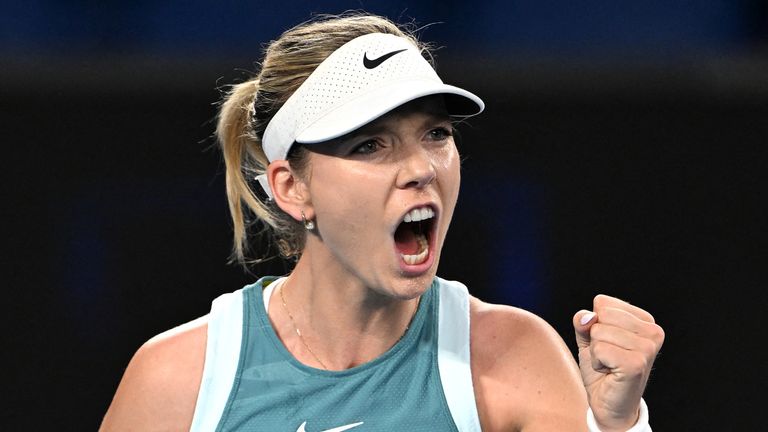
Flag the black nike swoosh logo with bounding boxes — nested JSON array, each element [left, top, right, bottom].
[[363, 49, 407, 69]]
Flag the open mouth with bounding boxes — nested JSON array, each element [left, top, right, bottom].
[[394, 206, 435, 265]]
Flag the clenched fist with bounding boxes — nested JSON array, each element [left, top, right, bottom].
[[574, 295, 665, 431]]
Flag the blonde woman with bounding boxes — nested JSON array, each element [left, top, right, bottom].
[[101, 13, 664, 432]]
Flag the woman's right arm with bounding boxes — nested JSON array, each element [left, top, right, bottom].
[[99, 317, 207, 432]]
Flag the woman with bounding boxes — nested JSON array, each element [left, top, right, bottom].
[[101, 13, 664, 432]]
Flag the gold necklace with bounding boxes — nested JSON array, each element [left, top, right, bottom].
[[279, 277, 328, 369], [278, 277, 420, 371]]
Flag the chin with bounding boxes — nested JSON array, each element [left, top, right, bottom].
[[392, 267, 439, 300]]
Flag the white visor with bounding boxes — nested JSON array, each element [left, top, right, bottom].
[[261, 32, 485, 162]]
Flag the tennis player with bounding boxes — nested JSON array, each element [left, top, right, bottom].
[[101, 13, 664, 432]]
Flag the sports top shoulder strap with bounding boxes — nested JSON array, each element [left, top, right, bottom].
[[437, 278, 482, 432]]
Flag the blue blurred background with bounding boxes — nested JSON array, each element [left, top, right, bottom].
[[2, 1, 766, 430]]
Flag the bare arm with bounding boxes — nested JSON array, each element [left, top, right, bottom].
[[99, 317, 207, 432], [471, 298, 589, 432]]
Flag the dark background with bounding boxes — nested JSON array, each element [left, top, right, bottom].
[[2, 1, 766, 430]]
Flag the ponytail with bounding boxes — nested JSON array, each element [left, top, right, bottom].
[[217, 79, 274, 262]]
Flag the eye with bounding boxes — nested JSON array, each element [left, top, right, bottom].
[[351, 139, 380, 155], [428, 127, 453, 141]]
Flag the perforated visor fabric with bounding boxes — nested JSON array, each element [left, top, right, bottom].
[[262, 33, 484, 162]]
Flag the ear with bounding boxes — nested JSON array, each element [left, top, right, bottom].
[[267, 160, 312, 222]]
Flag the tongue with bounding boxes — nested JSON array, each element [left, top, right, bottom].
[[394, 223, 420, 255]]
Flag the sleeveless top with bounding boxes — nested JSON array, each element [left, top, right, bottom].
[[190, 276, 482, 432]]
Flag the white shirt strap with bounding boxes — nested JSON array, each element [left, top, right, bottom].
[[189, 290, 244, 432], [437, 279, 482, 432]]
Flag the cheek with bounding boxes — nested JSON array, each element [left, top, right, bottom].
[[434, 145, 461, 243], [438, 144, 461, 201], [310, 162, 390, 227], [309, 163, 394, 264]]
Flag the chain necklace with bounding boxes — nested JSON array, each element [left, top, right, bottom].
[[278, 277, 420, 371], [279, 277, 328, 369]]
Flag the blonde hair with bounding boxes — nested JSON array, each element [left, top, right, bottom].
[[216, 13, 433, 264]]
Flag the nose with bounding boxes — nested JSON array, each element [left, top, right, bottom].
[[396, 143, 437, 190]]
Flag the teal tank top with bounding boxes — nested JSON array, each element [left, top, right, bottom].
[[190, 276, 481, 432]]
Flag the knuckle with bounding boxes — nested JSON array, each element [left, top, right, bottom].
[[632, 356, 649, 376], [593, 294, 609, 308], [639, 338, 657, 356], [588, 323, 602, 339], [628, 354, 649, 375], [590, 341, 603, 357], [591, 342, 611, 363], [646, 311, 656, 324]]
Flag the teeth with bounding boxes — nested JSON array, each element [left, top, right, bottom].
[[402, 206, 434, 223], [400, 234, 429, 265]]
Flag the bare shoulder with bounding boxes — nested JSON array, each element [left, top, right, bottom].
[[100, 316, 208, 432], [469, 297, 588, 432]]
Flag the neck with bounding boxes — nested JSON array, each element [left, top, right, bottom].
[[269, 251, 422, 371]]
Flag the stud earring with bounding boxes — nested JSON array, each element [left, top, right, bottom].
[[301, 211, 315, 231]]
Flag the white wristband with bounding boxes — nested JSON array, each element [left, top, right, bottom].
[[587, 398, 651, 432]]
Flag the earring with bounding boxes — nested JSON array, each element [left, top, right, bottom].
[[301, 211, 315, 231]]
